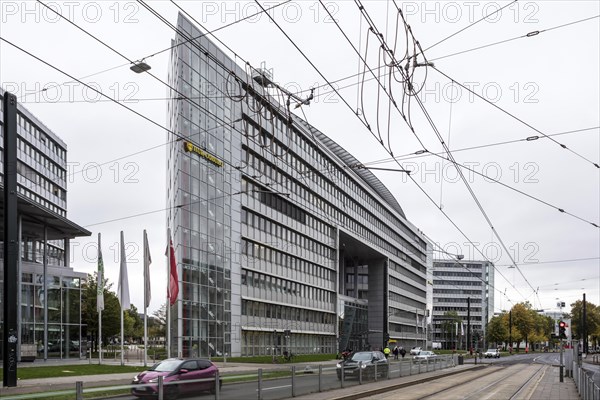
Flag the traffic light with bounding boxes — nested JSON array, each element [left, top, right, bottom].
[[559, 321, 566, 338]]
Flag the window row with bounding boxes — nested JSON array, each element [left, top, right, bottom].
[[389, 276, 426, 299], [433, 306, 483, 313], [242, 131, 427, 263], [17, 113, 66, 161], [241, 235, 334, 281], [433, 289, 482, 295], [17, 136, 67, 184], [433, 271, 483, 278], [388, 291, 426, 310], [242, 207, 334, 261], [242, 110, 427, 254], [435, 298, 482, 304], [242, 268, 334, 304], [242, 299, 335, 325], [433, 280, 482, 287]]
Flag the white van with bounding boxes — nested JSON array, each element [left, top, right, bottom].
[[432, 342, 442, 350]]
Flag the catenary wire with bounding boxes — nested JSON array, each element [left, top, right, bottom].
[[432, 67, 600, 169], [429, 14, 600, 62]]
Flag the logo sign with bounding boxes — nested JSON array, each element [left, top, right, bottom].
[[184, 141, 223, 167]]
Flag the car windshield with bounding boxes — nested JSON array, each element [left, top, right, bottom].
[[351, 352, 373, 361], [149, 360, 181, 372]]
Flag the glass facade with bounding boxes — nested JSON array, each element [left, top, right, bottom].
[[167, 13, 429, 357], [0, 88, 90, 361]]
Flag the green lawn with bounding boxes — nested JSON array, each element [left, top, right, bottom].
[[0, 364, 146, 380]]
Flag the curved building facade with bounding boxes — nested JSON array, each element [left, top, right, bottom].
[[166, 13, 429, 358]]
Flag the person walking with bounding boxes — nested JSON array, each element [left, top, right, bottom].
[[383, 346, 391, 359], [400, 347, 406, 359], [393, 346, 399, 360]]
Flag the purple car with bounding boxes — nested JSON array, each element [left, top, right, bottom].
[[131, 358, 222, 399]]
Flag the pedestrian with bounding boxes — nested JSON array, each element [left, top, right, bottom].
[[393, 346, 399, 360], [383, 346, 391, 358], [400, 347, 406, 359]]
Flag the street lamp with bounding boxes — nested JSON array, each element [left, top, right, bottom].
[[130, 59, 151, 73]]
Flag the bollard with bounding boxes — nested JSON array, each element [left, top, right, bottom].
[[257, 368, 263, 400], [75, 381, 83, 400], [359, 361, 363, 384], [291, 366, 296, 397], [214, 369, 220, 400], [374, 360, 378, 382], [341, 361, 345, 388], [318, 365, 322, 392], [158, 375, 164, 400]]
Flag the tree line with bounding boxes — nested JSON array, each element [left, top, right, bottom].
[[81, 272, 166, 351]]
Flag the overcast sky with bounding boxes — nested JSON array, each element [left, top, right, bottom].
[[1, 1, 598, 316]]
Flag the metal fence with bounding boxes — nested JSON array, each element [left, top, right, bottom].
[[573, 361, 600, 400], [1, 355, 456, 400]]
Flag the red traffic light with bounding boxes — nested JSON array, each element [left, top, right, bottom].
[[559, 321, 566, 328]]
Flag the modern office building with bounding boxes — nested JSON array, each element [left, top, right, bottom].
[[166, 13, 429, 358], [430, 259, 495, 350], [0, 88, 91, 361]]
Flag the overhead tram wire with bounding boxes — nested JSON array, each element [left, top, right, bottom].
[[432, 66, 600, 169], [415, 0, 517, 54], [354, 1, 541, 301], [429, 14, 600, 62], [22, 0, 291, 100], [256, 0, 532, 304], [317, 0, 427, 153], [428, 237, 522, 306], [358, 126, 600, 167], [0, 36, 245, 176], [251, 0, 380, 145], [426, 152, 599, 228]]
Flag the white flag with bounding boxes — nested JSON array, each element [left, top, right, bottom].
[[461, 321, 465, 336], [97, 233, 105, 312], [144, 230, 152, 309], [117, 231, 130, 310]]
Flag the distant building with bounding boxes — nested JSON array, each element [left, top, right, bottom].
[[165, 13, 430, 358], [431, 259, 495, 350], [0, 88, 91, 361]]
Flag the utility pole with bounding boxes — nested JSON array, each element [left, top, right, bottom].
[[3, 92, 19, 387], [467, 297, 471, 355], [509, 310, 512, 353], [583, 293, 587, 355]]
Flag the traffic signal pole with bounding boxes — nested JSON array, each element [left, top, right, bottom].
[[559, 339, 564, 382]]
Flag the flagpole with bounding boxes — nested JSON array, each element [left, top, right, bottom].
[[118, 231, 130, 367], [166, 228, 171, 359], [97, 233, 104, 365], [143, 229, 148, 367]]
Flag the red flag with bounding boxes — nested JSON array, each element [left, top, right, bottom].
[[167, 238, 179, 305]]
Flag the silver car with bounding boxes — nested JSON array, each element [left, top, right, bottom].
[[413, 350, 437, 360]]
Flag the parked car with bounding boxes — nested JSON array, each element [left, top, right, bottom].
[[484, 348, 500, 358], [409, 346, 422, 356], [336, 351, 389, 380], [131, 358, 222, 399], [413, 350, 437, 360]]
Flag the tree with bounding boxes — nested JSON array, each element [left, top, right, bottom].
[[439, 311, 462, 350], [511, 302, 535, 351], [81, 272, 121, 351], [486, 314, 508, 347], [569, 300, 600, 346], [148, 303, 167, 345]]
